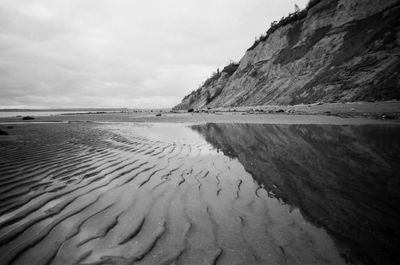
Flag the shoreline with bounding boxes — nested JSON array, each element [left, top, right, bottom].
[[0, 101, 399, 125], [0, 113, 399, 126]]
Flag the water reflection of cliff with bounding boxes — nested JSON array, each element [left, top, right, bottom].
[[191, 123, 400, 265]]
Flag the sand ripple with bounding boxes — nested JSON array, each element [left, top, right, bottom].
[[0, 123, 347, 265]]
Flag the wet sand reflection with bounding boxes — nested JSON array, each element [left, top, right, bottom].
[[0, 123, 398, 264], [192, 123, 400, 265]]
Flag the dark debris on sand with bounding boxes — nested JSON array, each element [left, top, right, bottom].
[[0, 129, 9, 135]]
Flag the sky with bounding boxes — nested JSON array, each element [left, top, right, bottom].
[[0, 0, 308, 109]]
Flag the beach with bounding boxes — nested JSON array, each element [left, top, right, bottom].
[[0, 119, 399, 265], [1, 101, 399, 125], [1, 0, 399, 263]]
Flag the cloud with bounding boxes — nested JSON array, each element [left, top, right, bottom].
[[0, 0, 308, 108]]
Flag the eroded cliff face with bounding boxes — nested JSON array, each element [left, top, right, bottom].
[[174, 0, 400, 110]]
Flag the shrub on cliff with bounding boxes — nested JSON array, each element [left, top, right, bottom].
[[222, 62, 239, 76], [307, 0, 323, 9], [204, 71, 221, 87], [248, 9, 307, 51], [247, 0, 324, 51]]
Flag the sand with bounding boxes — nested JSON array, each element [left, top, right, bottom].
[[0, 101, 399, 125], [0, 122, 350, 265], [0, 112, 399, 125], [0, 116, 399, 264]]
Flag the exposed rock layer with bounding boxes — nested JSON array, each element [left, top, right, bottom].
[[174, 0, 400, 110]]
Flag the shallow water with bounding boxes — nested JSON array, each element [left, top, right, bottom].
[[0, 110, 123, 118], [0, 111, 84, 118], [0, 123, 399, 265]]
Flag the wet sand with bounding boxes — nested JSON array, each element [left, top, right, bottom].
[[1, 101, 399, 125], [0, 112, 399, 125], [0, 122, 399, 265], [193, 123, 400, 265]]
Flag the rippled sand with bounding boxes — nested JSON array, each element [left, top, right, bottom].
[[0, 123, 399, 265]]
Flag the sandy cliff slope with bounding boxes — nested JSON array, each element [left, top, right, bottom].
[[174, 0, 400, 110]]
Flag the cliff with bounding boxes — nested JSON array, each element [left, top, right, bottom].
[[174, 0, 400, 110]]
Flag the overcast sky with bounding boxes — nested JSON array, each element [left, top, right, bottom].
[[0, 0, 308, 109]]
